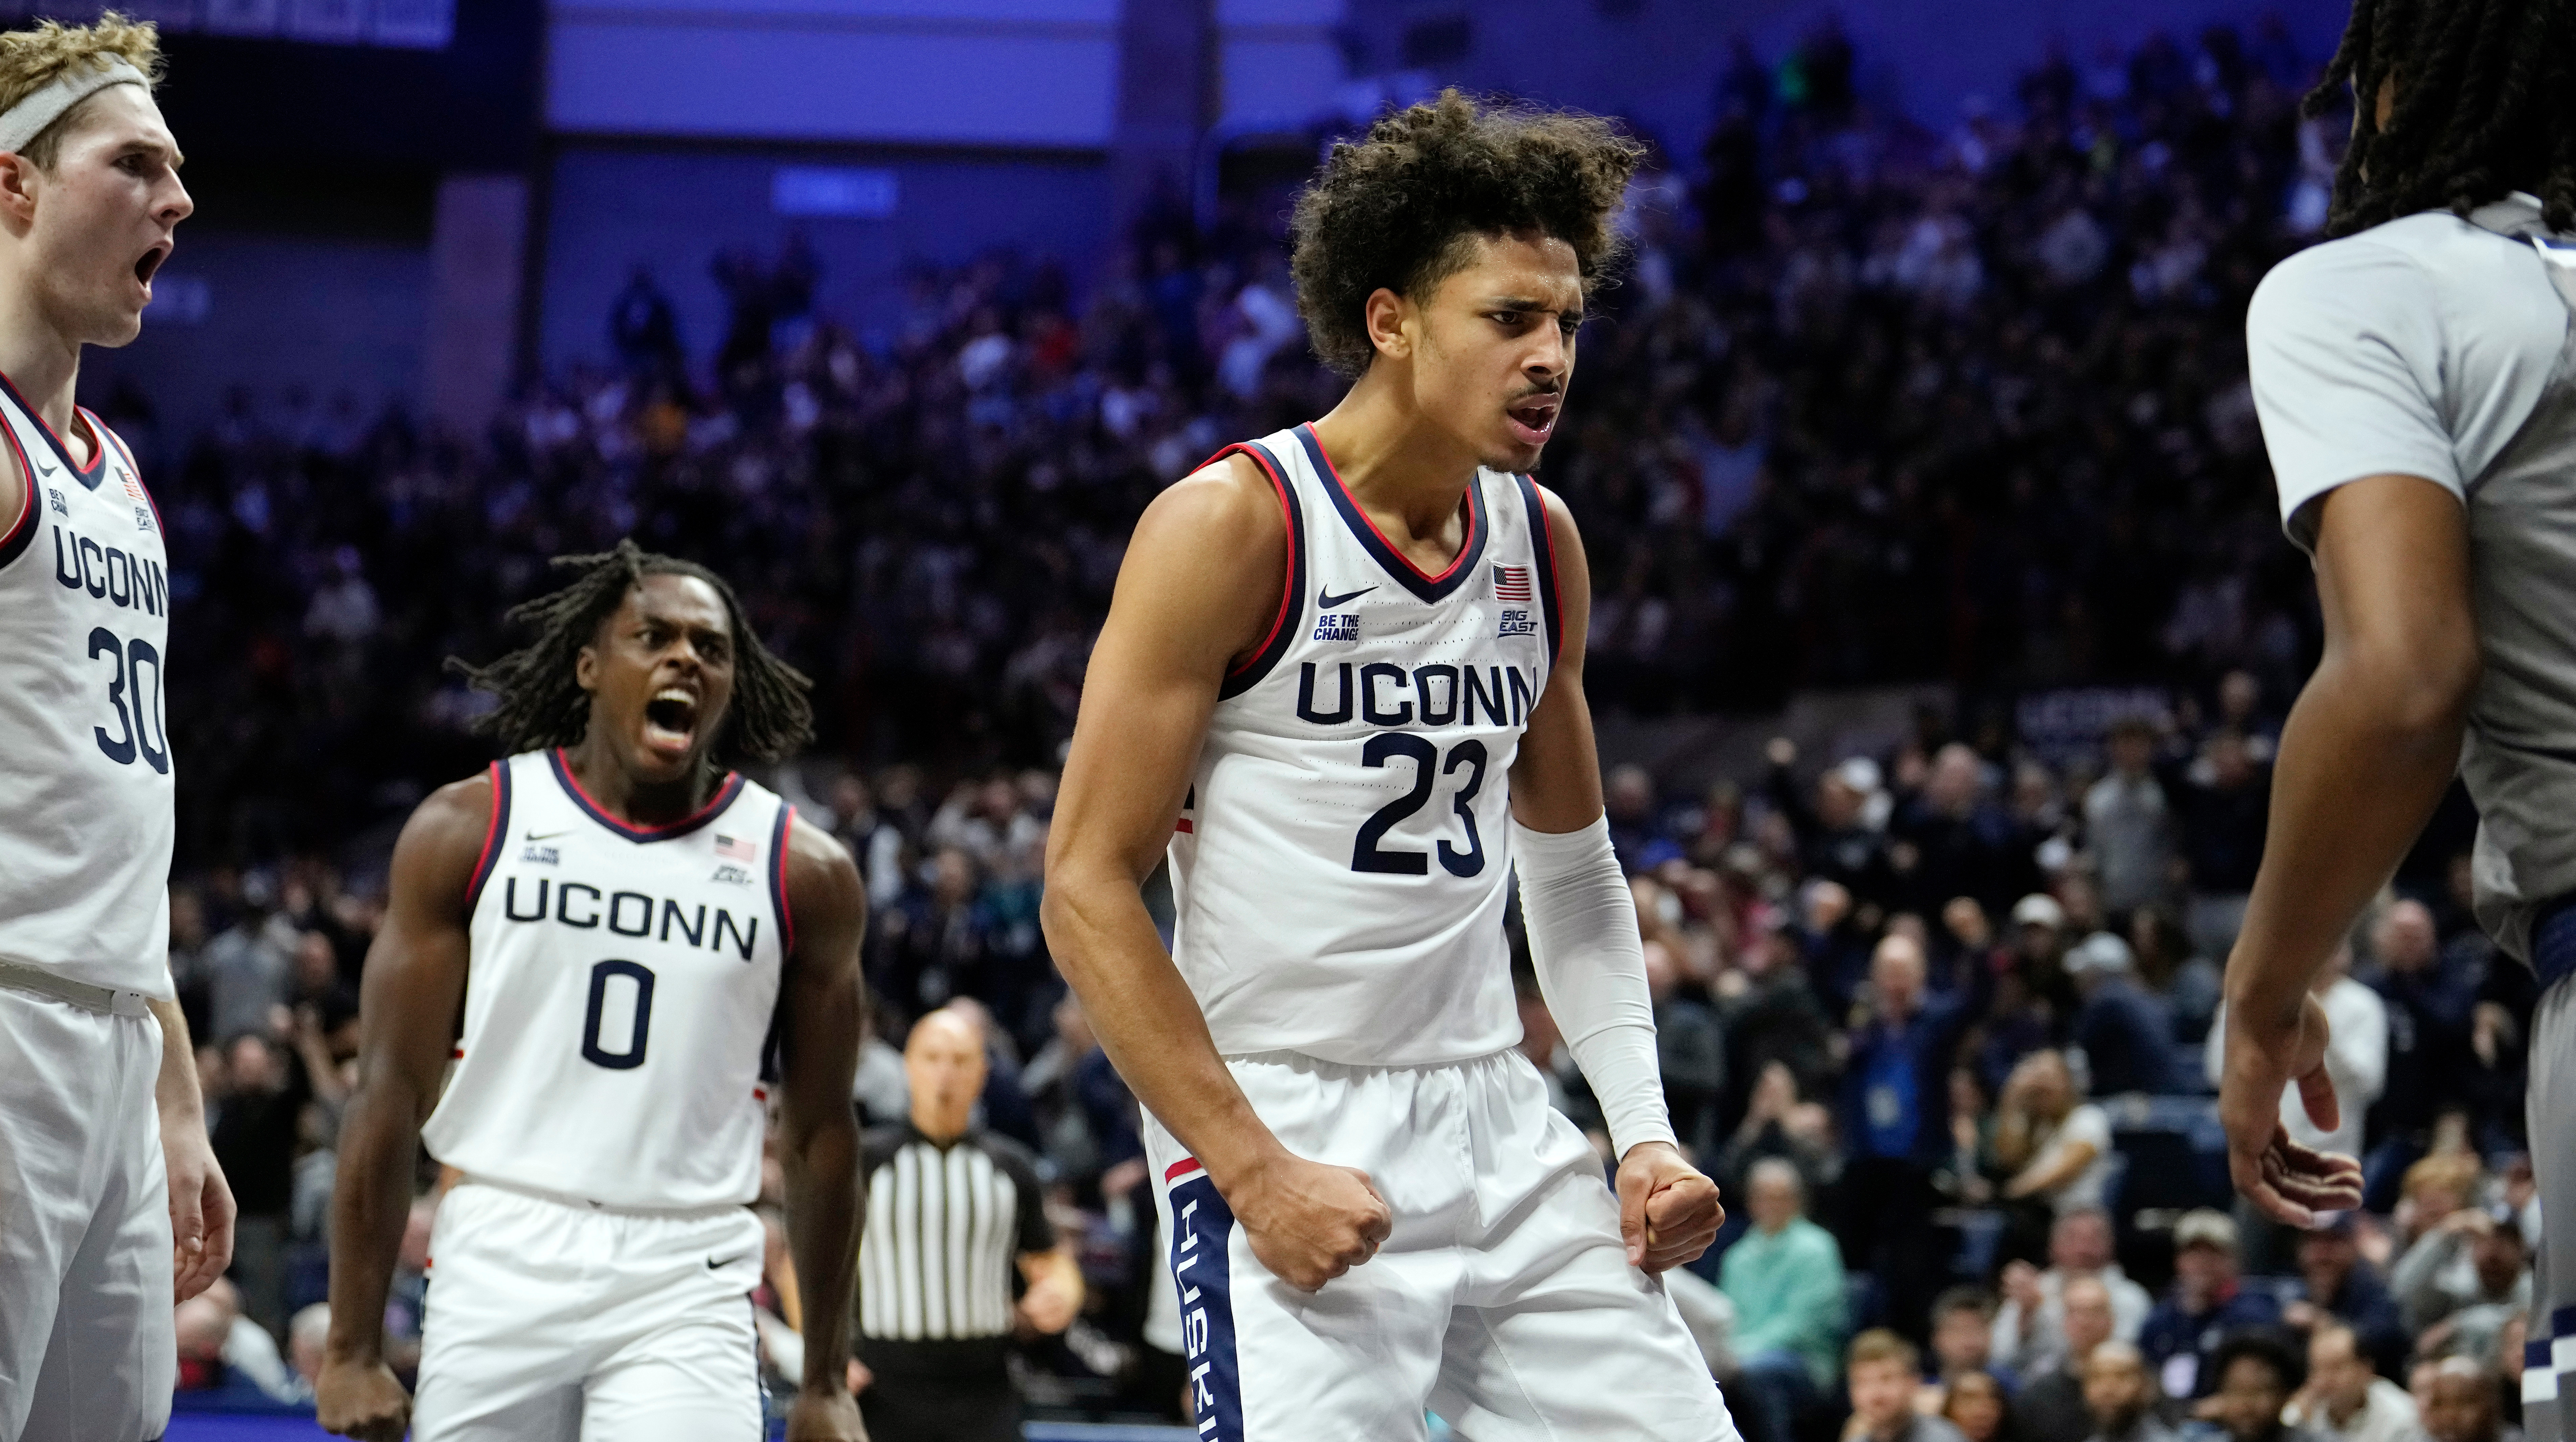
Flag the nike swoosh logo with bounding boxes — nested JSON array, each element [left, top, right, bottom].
[[523, 829, 571, 842], [1317, 586, 1375, 609], [31, 456, 56, 478], [707, 1254, 743, 1271]]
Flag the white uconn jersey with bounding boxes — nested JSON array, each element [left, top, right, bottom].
[[0, 377, 173, 995], [423, 750, 792, 1209], [1169, 424, 1561, 1066]]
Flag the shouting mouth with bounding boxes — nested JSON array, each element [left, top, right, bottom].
[[1506, 391, 1561, 447], [133, 242, 169, 297], [642, 686, 699, 759]]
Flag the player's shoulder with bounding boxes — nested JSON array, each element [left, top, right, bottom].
[[404, 765, 499, 853], [1137, 446, 1286, 552], [2254, 225, 2440, 312], [779, 805, 862, 917]]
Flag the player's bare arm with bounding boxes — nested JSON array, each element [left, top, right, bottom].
[[316, 773, 488, 1442], [2219, 473, 2472, 1225], [1508, 486, 1723, 1274], [775, 813, 869, 1442], [1041, 451, 1393, 1293], [149, 994, 233, 1301]]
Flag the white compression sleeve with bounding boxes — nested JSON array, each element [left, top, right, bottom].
[[1511, 815, 1677, 1160]]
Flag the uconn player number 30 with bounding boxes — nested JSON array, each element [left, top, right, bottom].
[[87, 624, 169, 773]]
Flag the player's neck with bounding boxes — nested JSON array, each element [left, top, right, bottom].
[[1307, 371, 1484, 540], [562, 736, 720, 827], [0, 293, 85, 448]]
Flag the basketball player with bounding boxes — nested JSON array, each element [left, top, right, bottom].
[[2213, 3, 2576, 1439], [1042, 92, 1737, 1439], [315, 543, 869, 1442], [0, 16, 231, 1441]]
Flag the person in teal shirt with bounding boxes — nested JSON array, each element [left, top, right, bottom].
[[1722, 1158, 1851, 1442]]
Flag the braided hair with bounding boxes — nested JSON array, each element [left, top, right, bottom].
[[2308, 0, 2576, 236], [449, 540, 815, 766]]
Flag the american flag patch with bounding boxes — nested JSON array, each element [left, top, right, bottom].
[[714, 834, 757, 861], [120, 470, 144, 502], [1493, 565, 1532, 602]]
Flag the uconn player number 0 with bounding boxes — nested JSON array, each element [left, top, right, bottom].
[[581, 959, 657, 1070]]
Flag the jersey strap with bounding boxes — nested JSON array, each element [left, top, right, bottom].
[[0, 370, 106, 489], [1512, 474, 1565, 665], [463, 759, 512, 912], [1212, 439, 1307, 702], [1294, 422, 1489, 603]]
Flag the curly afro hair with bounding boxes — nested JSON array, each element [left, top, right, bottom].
[[1289, 89, 1646, 377]]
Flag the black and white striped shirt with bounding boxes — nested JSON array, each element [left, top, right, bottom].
[[855, 1123, 1054, 1350]]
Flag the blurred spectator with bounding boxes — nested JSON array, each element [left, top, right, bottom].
[[2139, 1210, 2281, 1398], [2284, 1322, 2420, 1442], [1992, 1050, 2114, 1259], [2018, 1275, 2123, 1442], [288, 1302, 331, 1398], [1848, 1330, 1968, 1442], [2203, 1332, 2325, 1442], [1842, 931, 1976, 1338], [2284, 1215, 2409, 1382], [1918, 1288, 1997, 1415], [2085, 720, 2175, 917], [2130, 908, 2221, 1047], [2414, 1357, 2512, 1442], [1990, 1210, 2153, 1377], [1942, 1368, 2013, 1442], [2360, 902, 2479, 1206], [1646, 933, 1729, 1158], [2083, 1341, 2179, 1442], [2065, 934, 2183, 1096], [2392, 1207, 2530, 1342], [1722, 1158, 1850, 1442], [2172, 729, 2269, 964], [1719, 1059, 1842, 1206], [202, 871, 295, 1045], [210, 1030, 312, 1342]]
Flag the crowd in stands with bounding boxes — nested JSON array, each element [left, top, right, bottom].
[[148, 13, 2549, 1438]]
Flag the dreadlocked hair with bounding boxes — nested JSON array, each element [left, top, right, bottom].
[[2307, 0, 2576, 236], [448, 540, 815, 766]]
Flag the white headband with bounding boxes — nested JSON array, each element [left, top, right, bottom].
[[0, 58, 145, 156]]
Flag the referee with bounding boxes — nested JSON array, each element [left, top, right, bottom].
[[2216, 4, 2576, 1442], [853, 1006, 1082, 1441]]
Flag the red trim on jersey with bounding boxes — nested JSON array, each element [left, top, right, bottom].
[[546, 749, 745, 842], [450, 1046, 464, 1059], [753, 1084, 769, 1102], [0, 369, 104, 480], [462, 761, 510, 912], [1302, 424, 1478, 586], [1174, 818, 1194, 834], [1164, 1157, 1204, 1183], [0, 408, 37, 570], [1529, 481, 1566, 660], [1206, 442, 1299, 682]]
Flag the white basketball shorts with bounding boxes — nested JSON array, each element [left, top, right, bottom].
[[412, 1179, 768, 1442], [0, 985, 173, 1442], [1143, 1047, 1743, 1442]]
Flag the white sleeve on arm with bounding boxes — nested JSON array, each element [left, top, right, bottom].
[[1512, 816, 1678, 1160], [2246, 241, 2459, 554]]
